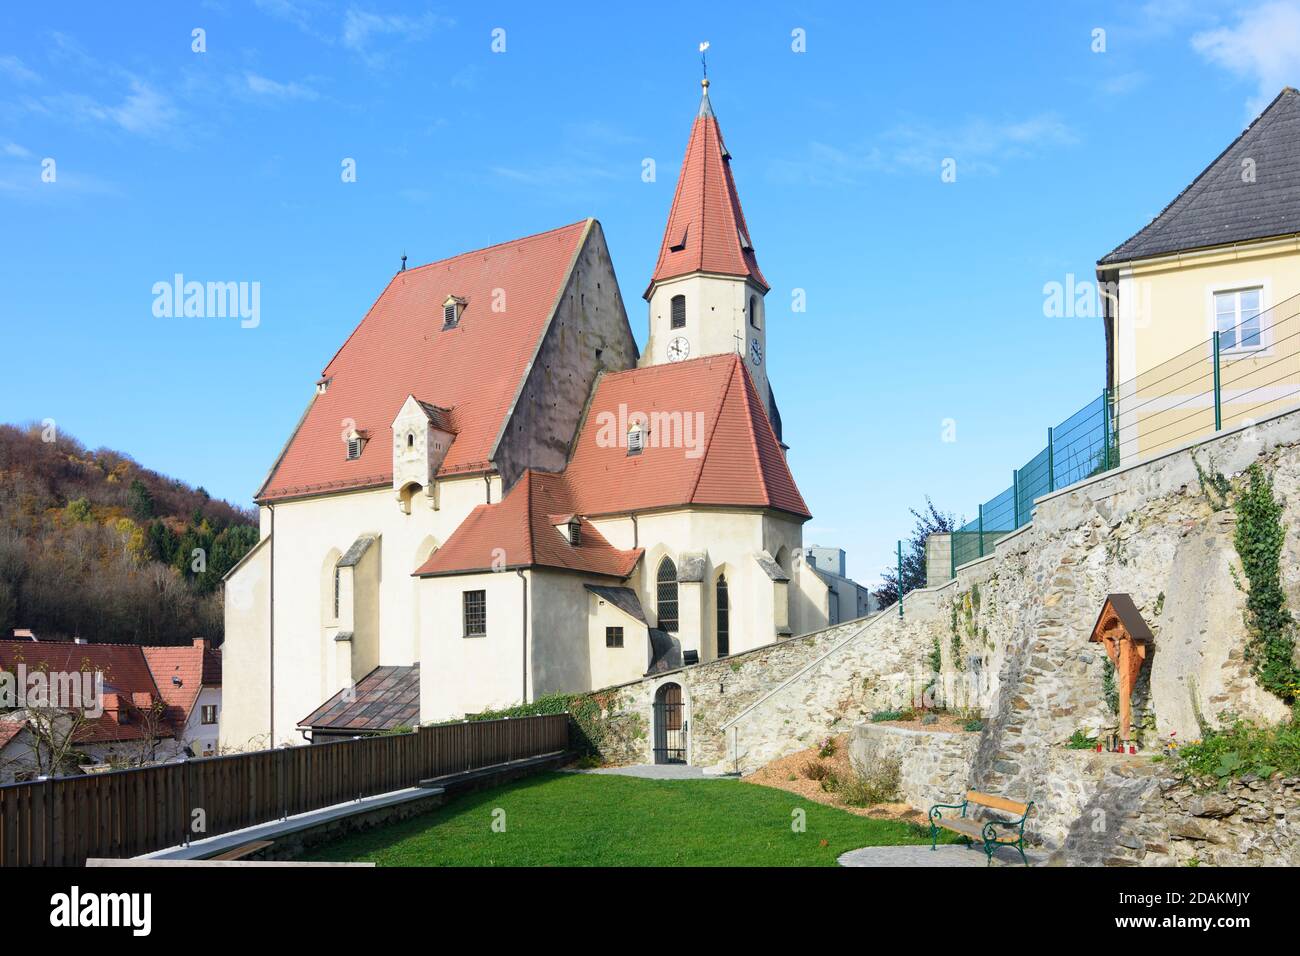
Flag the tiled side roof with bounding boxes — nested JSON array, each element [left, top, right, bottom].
[[414, 470, 644, 578], [1100, 88, 1300, 265], [257, 220, 592, 501], [300, 665, 420, 732], [563, 354, 810, 519], [646, 88, 768, 295]]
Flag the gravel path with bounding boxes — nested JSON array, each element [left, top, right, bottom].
[[572, 764, 734, 780], [838, 844, 1044, 867]]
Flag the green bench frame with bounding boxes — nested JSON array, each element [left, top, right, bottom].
[[929, 792, 1034, 866]]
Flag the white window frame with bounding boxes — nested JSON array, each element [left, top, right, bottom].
[[1207, 280, 1271, 359]]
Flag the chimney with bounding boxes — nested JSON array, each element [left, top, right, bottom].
[[192, 638, 209, 650]]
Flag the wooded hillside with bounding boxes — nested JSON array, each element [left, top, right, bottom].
[[0, 423, 257, 646]]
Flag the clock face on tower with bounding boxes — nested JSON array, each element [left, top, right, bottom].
[[667, 335, 690, 362], [749, 338, 763, 367]]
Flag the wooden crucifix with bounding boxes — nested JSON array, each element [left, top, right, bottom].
[[1088, 593, 1154, 746]]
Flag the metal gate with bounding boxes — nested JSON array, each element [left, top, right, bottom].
[[653, 683, 685, 764]]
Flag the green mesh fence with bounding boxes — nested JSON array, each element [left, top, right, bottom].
[[927, 291, 1300, 586], [948, 392, 1112, 577]]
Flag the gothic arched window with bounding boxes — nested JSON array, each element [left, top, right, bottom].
[[656, 557, 679, 633]]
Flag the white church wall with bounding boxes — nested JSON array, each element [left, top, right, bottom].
[[418, 568, 529, 721], [584, 587, 652, 689], [222, 473, 493, 748]]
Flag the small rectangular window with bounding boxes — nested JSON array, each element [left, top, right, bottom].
[[670, 295, 686, 329], [627, 427, 644, 456], [463, 589, 487, 637], [1215, 288, 1264, 351], [568, 520, 581, 546], [605, 626, 624, 648], [201, 705, 218, 725], [346, 436, 363, 460]]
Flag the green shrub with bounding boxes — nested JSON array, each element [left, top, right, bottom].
[[1066, 729, 1098, 750], [817, 737, 837, 758], [870, 709, 904, 723], [1176, 713, 1300, 782], [963, 719, 984, 732], [825, 759, 901, 807]]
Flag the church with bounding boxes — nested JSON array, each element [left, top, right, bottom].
[[221, 78, 842, 750]]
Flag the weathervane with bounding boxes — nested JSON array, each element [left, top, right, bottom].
[[699, 40, 710, 87]]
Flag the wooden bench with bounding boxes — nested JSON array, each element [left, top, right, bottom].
[[209, 840, 274, 862], [929, 791, 1033, 866]]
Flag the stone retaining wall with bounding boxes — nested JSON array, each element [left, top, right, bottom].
[[849, 723, 978, 811]]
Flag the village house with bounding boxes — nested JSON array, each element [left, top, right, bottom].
[[1099, 87, 1300, 457], [0, 638, 222, 782], [221, 79, 872, 749]]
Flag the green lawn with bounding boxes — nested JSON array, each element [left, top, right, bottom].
[[299, 771, 951, 866]]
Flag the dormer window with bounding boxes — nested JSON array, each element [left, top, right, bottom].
[[627, 422, 644, 456], [568, 519, 581, 546], [345, 432, 367, 460], [443, 295, 466, 329]]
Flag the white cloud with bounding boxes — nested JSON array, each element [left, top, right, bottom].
[[3, 142, 32, 158], [244, 72, 318, 100], [768, 113, 1078, 185], [1192, 1, 1300, 113], [341, 8, 452, 65], [0, 55, 39, 84]]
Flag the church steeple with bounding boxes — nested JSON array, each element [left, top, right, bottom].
[[644, 78, 768, 298], [641, 73, 772, 413]]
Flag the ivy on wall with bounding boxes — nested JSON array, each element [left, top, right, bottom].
[[1232, 463, 1300, 704]]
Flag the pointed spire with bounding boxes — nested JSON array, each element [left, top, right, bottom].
[[645, 76, 767, 298]]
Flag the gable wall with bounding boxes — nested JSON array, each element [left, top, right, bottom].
[[493, 221, 639, 491]]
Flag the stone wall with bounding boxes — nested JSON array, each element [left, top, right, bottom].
[[849, 723, 978, 811], [1048, 755, 1300, 866]]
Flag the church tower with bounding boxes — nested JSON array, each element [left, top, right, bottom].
[[643, 77, 775, 418]]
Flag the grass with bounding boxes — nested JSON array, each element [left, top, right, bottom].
[[299, 771, 952, 866]]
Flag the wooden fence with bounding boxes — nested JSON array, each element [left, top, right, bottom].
[[0, 713, 570, 867]]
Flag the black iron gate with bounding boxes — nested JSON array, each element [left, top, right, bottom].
[[653, 683, 685, 764]]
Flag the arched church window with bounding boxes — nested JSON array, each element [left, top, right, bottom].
[[749, 295, 760, 330], [670, 295, 686, 329], [657, 557, 679, 633], [716, 573, 730, 657]]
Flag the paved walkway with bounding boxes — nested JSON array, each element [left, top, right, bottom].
[[838, 844, 1045, 867], [571, 764, 734, 780]]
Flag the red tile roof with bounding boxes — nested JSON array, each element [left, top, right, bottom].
[[142, 639, 221, 729], [564, 353, 809, 518], [415, 469, 644, 578], [0, 640, 173, 744], [415, 354, 809, 577], [0, 721, 25, 750], [257, 220, 593, 502], [646, 88, 768, 296]]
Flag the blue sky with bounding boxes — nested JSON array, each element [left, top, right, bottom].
[[1, 0, 1297, 585]]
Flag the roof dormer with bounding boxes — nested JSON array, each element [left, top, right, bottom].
[[552, 514, 583, 545], [344, 427, 369, 461], [443, 295, 466, 329]]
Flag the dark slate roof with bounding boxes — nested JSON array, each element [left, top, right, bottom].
[[300, 664, 420, 733], [1100, 88, 1300, 266], [1089, 593, 1154, 645], [647, 628, 682, 675], [754, 550, 789, 582], [337, 534, 377, 568], [584, 584, 646, 624]]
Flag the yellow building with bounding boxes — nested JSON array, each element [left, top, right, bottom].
[[1098, 88, 1300, 462]]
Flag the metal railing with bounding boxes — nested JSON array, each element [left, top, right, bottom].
[[941, 289, 1300, 580]]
